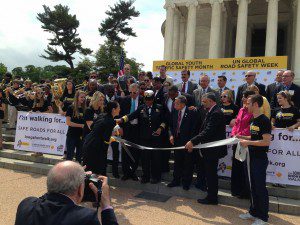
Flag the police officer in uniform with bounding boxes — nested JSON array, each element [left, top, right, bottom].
[[118, 90, 166, 184]]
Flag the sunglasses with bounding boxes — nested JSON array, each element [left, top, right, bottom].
[[221, 95, 228, 98], [90, 76, 97, 79], [130, 91, 138, 94], [144, 79, 150, 82], [245, 75, 254, 78]]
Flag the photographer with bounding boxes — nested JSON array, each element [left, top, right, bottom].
[[15, 161, 118, 225]]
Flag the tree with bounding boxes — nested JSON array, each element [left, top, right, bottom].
[[0, 63, 7, 80], [99, 0, 140, 46], [95, 40, 143, 81], [12, 67, 24, 76], [37, 4, 92, 69]]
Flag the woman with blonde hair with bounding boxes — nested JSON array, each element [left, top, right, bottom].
[[31, 87, 53, 113], [65, 90, 86, 163], [220, 89, 239, 127], [83, 91, 105, 138], [272, 91, 300, 131], [246, 85, 271, 118]]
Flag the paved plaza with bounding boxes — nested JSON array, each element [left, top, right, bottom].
[[0, 168, 299, 225]]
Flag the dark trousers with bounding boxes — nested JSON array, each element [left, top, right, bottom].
[[173, 149, 195, 186], [195, 152, 206, 188], [141, 139, 161, 180], [122, 145, 140, 176], [231, 144, 249, 196], [248, 157, 269, 222], [203, 158, 219, 201], [122, 124, 140, 176], [66, 135, 82, 163], [111, 142, 119, 174]]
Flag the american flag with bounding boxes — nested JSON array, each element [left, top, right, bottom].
[[118, 48, 125, 77]]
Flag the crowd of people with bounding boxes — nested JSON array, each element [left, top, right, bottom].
[[1, 64, 300, 225]]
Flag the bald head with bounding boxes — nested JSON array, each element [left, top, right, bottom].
[[47, 161, 85, 196], [245, 70, 256, 84]]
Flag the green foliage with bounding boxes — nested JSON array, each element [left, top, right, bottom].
[[0, 63, 8, 80], [37, 4, 92, 69], [99, 0, 140, 46], [95, 40, 143, 82]]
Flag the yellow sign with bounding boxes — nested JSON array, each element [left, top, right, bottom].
[[153, 56, 287, 72]]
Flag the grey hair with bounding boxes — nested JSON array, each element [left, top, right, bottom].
[[175, 95, 187, 105], [47, 161, 85, 195], [129, 83, 139, 90], [202, 92, 217, 103], [200, 74, 210, 82]]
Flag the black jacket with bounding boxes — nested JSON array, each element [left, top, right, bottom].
[[15, 193, 118, 225], [191, 105, 227, 159], [169, 107, 199, 146], [235, 82, 266, 108], [266, 82, 282, 103]]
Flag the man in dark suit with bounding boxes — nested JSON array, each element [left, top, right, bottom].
[[167, 96, 199, 190], [153, 77, 166, 105], [119, 83, 143, 181], [185, 93, 227, 205], [235, 71, 266, 108], [15, 161, 118, 225], [266, 70, 283, 103], [176, 69, 198, 95], [216, 75, 235, 101], [270, 70, 300, 109]]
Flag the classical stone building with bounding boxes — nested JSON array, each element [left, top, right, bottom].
[[162, 0, 300, 84]]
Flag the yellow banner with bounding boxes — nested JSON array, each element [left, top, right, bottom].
[[153, 56, 287, 71]]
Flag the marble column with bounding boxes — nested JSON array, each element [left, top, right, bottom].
[[179, 17, 186, 59], [235, 0, 251, 57], [265, 0, 280, 56], [163, 3, 175, 60], [172, 9, 180, 60], [185, 0, 198, 59], [209, 0, 223, 58], [294, 0, 300, 85]]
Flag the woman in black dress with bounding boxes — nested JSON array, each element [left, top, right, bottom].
[[83, 101, 120, 175], [59, 80, 76, 116], [83, 91, 105, 138]]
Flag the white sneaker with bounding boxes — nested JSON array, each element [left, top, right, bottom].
[[252, 218, 267, 225], [239, 212, 255, 220]]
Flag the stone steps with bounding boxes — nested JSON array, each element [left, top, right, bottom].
[[0, 156, 299, 215], [1, 144, 300, 200]]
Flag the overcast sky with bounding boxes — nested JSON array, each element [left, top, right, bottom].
[[0, 0, 165, 72]]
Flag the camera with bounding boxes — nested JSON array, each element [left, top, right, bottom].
[[82, 174, 103, 204]]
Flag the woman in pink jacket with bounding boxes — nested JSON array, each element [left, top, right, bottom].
[[230, 90, 255, 198]]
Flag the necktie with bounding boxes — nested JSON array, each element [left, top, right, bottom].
[[130, 99, 135, 113], [182, 82, 186, 93], [171, 100, 175, 112], [176, 110, 182, 137], [219, 88, 222, 95]]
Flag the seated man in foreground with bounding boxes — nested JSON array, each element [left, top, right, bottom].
[[15, 161, 118, 225]]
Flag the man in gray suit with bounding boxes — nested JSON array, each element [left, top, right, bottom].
[[193, 75, 220, 107], [176, 69, 199, 95], [215, 75, 235, 101]]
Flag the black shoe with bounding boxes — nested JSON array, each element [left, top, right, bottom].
[[121, 175, 130, 181], [150, 178, 160, 184], [141, 177, 150, 184], [167, 181, 180, 188], [197, 198, 218, 205], [182, 185, 190, 191], [131, 174, 139, 181]]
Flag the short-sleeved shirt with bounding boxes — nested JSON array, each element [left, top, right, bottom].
[[60, 92, 75, 112], [249, 114, 272, 159], [83, 107, 102, 137], [272, 106, 300, 128], [66, 105, 84, 137], [220, 103, 239, 125]]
